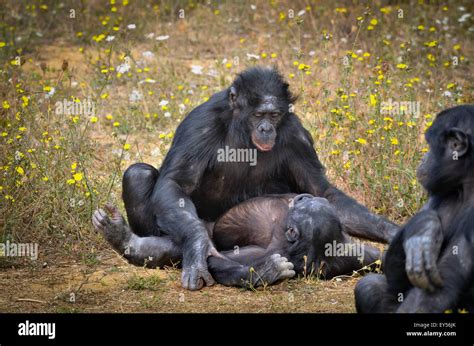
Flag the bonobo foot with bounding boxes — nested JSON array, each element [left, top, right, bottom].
[[93, 204, 181, 268], [251, 254, 295, 287], [92, 204, 132, 253]]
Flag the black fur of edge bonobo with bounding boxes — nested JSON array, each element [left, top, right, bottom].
[[355, 105, 474, 313], [93, 67, 399, 290]]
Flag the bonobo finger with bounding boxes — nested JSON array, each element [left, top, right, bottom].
[[405, 243, 414, 276], [92, 209, 109, 230], [187, 268, 204, 291], [406, 245, 422, 288], [104, 202, 116, 213], [104, 203, 124, 222], [281, 269, 296, 279], [96, 208, 107, 222], [410, 245, 433, 291], [92, 215, 102, 230], [285, 261, 294, 271], [422, 243, 444, 288], [181, 270, 190, 290], [201, 269, 215, 287]]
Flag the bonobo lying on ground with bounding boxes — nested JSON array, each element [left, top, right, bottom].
[[93, 193, 381, 288], [103, 67, 398, 290], [355, 105, 474, 313]]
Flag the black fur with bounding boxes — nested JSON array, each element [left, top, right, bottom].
[[355, 105, 474, 313], [116, 67, 398, 290]]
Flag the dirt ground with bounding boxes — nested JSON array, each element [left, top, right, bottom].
[[0, 249, 361, 313]]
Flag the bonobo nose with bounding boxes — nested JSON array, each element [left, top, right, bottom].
[[293, 193, 314, 205], [258, 122, 273, 133]]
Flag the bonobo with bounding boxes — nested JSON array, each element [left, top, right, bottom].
[[355, 105, 474, 313], [94, 67, 398, 290], [93, 193, 381, 287]]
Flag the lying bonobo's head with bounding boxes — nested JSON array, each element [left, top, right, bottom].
[[417, 105, 474, 195], [285, 193, 341, 273], [228, 67, 297, 152]]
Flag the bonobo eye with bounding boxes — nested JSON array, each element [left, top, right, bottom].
[[254, 112, 263, 117], [270, 112, 280, 118], [285, 227, 300, 243]]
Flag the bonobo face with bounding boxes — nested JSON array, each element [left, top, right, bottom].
[[285, 194, 340, 272], [228, 67, 296, 152], [248, 95, 282, 152], [417, 107, 474, 194], [416, 150, 437, 190]]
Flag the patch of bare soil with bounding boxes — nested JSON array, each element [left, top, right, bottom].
[[0, 250, 358, 313]]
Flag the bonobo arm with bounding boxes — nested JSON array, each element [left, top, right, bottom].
[[397, 234, 472, 313], [150, 143, 218, 290], [323, 186, 399, 243], [152, 178, 216, 290], [402, 207, 444, 292], [288, 124, 399, 243]]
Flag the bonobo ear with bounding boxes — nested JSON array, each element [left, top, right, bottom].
[[285, 227, 300, 243], [445, 127, 470, 158], [229, 86, 238, 109]]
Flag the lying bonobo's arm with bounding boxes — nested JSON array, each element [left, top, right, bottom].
[[152, 176, 216, 290], [397, 234, 472, 313], [323, 185, 399, 243], [288, 126, 399, 244], [402, 207, 444, 291]]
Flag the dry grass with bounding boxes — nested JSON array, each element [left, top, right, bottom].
[[0, 254, 359, 313], [0, 0, 472, 313]]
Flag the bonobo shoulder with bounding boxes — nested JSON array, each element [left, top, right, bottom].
[[173, 91, 229, 140], [183, 90, 229, 123]]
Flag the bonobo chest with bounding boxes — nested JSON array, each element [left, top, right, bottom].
[[191, 155, 293, 220], [437, 198, 474, 234]]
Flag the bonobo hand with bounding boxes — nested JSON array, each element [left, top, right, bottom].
[[181, 236, 216, 290], [403, 210, 443, 292]]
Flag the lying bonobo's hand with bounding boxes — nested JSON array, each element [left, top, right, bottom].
[[181, 236, 216, 290], [403, 210, 443, 292]]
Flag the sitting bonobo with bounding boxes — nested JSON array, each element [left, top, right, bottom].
[[101, 67, 397, 291], [355, 105, 474, 313], [93, 193, 380, 288]]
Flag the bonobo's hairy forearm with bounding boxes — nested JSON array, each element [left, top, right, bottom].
[[289, 142, 399, 244], [401, 208, 444, 291], [323, 186, 399, 243], [151, 178, 215, 290]]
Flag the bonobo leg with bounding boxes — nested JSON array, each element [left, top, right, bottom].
[[355, 229, 409, 313], [355, 274, 399, 313], [93, 205, 295, 287], [122, 163, 160, 237], [93, 162, 182, 267], [92, 204, 181, 267], [384, 228, 412, 295], [208, 252, 295, 288]]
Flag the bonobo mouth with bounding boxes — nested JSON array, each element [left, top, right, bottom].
[[254, 142, 273, 152], [251, 134, 275, 152]]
